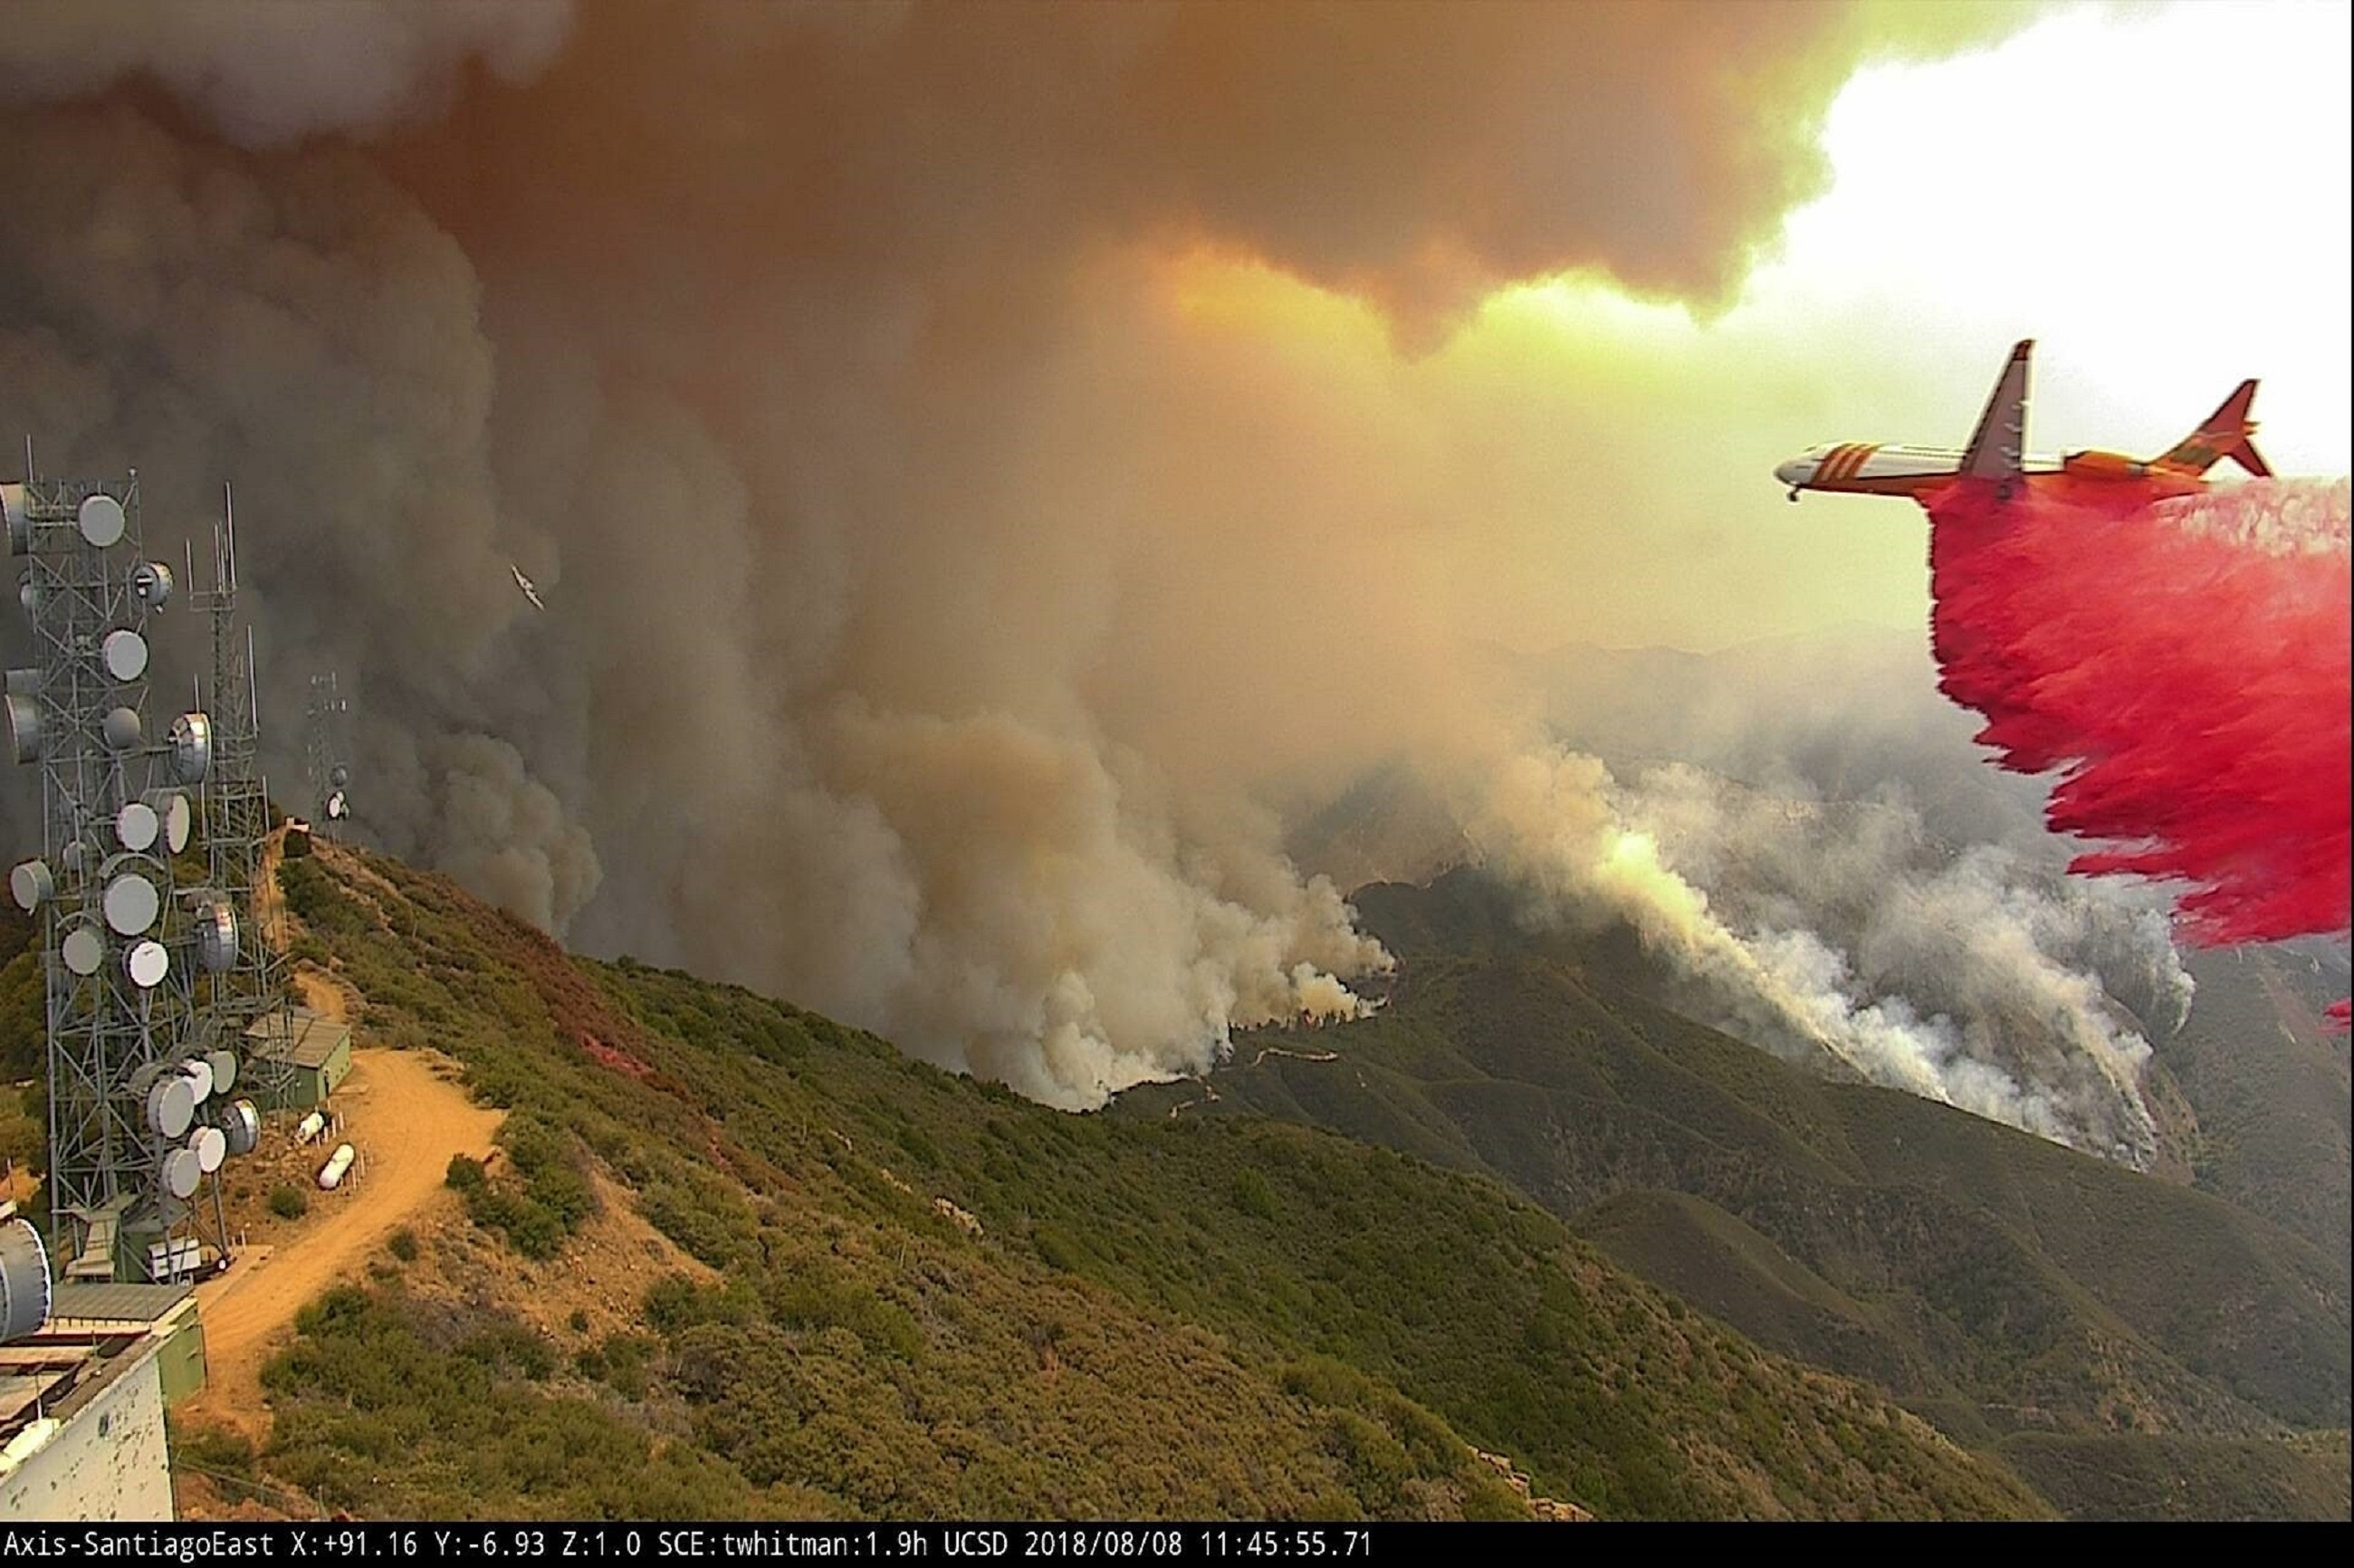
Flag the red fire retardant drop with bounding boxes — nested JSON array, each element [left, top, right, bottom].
[[1925, 476, 2351, 1026]]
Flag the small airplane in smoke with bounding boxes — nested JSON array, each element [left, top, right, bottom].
[[1775, 339, 2271, 506], [511, 562, 547, 611]]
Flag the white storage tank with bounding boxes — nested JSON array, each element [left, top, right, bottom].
[[295, 1110, 328, 1144], [317, 1143, 356, 1190]]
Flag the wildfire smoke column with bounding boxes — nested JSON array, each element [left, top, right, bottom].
[[1924, 475, 2352, 1022]]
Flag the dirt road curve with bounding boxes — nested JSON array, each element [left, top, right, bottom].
[[292, 969, 353, 1025], [181, 1049, 502, 1437]]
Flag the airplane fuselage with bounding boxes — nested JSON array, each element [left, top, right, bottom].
[[1774, 443, 2212, 504], [1775, 341, 2266, 509]]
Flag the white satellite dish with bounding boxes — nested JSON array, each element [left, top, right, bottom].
[[191, 1126, 227, 1175], [76, 494, 126, 548], [132, 560, 174, 608], [5, 694, 41, 765], [0, 1219, 51, 1342], [178, 1057, 215, 1103], [116, 800, 160, 853], [167, 712, 211, 784], [60, 921, 105, 977], [218, 1099, 261, 1157], [2, 483, 29, 557], [8, 859, 53, 913], [195, 900, 238, 973], [103, 871, 159, 935], [126, 938, 169, 990], [161, 1147, 203, 1200], [145, 1075, 195, 1139], [149, 790, 193, 855], [100, 629, 149, 682]]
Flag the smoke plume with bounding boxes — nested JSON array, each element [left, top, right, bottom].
[[1927, 476, 2352, 1022], [0, 0, 575, 147], [5, 3, 2105, 1108], [1451, 742, 2178, 1162]]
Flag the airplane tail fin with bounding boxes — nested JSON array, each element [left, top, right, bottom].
[[1962, 339, 2033, 483], [2157, 379, 2272, 478]]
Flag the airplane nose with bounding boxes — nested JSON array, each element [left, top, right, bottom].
[[1773, 458, 1807, 486]]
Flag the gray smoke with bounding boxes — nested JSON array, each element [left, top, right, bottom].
[[1603, 760, 2186, 1162], [0, 0, 574, 147], [1, 3, 2043, 1109], [1289, 621, 2198, 1163]]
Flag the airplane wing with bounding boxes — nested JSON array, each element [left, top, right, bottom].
[[1960, 339, 2033, 481]]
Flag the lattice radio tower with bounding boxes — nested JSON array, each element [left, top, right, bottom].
[[303, 671, 351, 841], [6, 467, 258, 1282], [188, 491, 296, 1108]]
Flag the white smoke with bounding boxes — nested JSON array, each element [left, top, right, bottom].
[[809, 706, 1389, 1108], [2156, 477, 2352, 558], [1461, 744, 2181, 1164]]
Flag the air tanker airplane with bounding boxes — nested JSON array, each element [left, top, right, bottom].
[[1775, 339, 2271, 506]]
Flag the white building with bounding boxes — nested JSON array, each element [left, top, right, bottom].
[[0, 1282, 198, 1521]]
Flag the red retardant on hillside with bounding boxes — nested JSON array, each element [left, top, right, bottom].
[[1925, 476, 2352, 1026]]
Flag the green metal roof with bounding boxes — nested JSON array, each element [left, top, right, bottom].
[[47, 1280, 193, 1325], [244, 1007, 352, 1070]]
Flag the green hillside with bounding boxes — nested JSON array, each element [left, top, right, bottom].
[[190, 845, 2046, 1520], [1108, 872, 2349, 1517], [1995, 1429, 2350, 1522], [1574, 1190, 1925, 1397], [2155, 945, 2351, 1276]]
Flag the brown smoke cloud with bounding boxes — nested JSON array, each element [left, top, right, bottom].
[[0, 0, 573, 147], [1, 1, 2043, 1106]]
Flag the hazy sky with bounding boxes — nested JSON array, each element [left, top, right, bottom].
[[1147, 0, 2353, 653]]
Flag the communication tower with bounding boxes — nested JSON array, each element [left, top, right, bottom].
[[303, 671, 351, 840], [187, 493, 296, 1107], [5, 469, 257, 1282]]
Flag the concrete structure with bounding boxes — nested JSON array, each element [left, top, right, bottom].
[[45, 1284, 206, 1404], [242, 1008, 351, 1111], [0, 1287, 197, 1520]]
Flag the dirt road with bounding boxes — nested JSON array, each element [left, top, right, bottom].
[[251, 827, 288, 951], [292, 968, 354, 1024], [182, 1049, 502, 1437]]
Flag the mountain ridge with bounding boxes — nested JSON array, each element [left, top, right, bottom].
[[147, 842, 2051, 1519], [1110, 868, 2348, 1517]]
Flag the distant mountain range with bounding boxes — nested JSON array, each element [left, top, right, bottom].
[[1115, 868, 2350, 1519], [24, 845, 2046, 1521], [4, 617, 2342, 1519]]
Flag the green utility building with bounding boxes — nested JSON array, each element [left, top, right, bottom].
[[43, 1281, 208, 1404], [243, 1008, 353, 1111]]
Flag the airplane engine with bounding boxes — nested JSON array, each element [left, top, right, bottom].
[[2062, 449, 2147, 481]]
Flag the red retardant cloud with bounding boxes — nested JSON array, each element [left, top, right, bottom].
[[1925, 476, 2350, 1022]]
